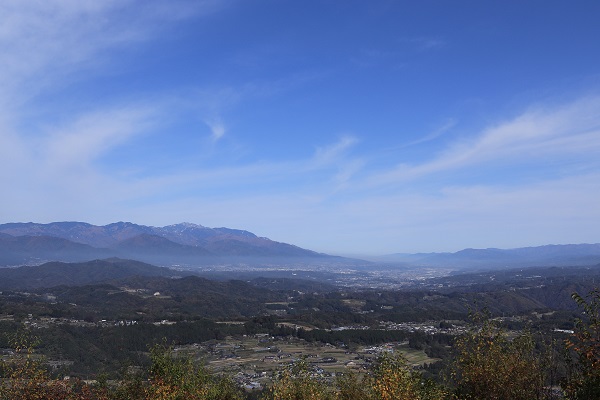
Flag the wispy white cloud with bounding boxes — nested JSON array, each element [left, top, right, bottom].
[[0, 101, 164, 223], [405, 119, 457, 147], [368, 96, 600, 185], [0, 0, 223, 107], [0, 0, 229, 171], [351, 48, 397, 68], [205, 118, 226, 142], [332, 159, 365, 188], [400, 36, 445, 51], [0, 0, 232, 220], [124, 136, 362, 195], [391, 119, 457, 150], [311, 136, 358, 167], [414, 37, 445, 51], [39, 105, 159, 170]]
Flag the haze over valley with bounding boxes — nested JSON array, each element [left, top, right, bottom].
[[2, 221, 600, 291]]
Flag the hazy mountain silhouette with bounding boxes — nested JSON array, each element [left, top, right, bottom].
[[381, 243, 600, 269], [0, 258, 186, 290], [0, 221, 344, 267]]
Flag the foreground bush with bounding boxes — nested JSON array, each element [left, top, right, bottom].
[[264, 354, 446, 400], [263, 359, 333, 400], [0, 331, 109, 400], [139, 344, 242, 400], [449, 315, 545, 400], [563, 290, 600, 399]]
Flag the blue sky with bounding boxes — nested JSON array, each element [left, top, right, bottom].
[[1, 1, 600, 255]]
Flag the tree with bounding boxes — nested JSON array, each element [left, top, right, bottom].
[[264, 353, 446, 400], [263, 359, 333, 400], [335, 370, 369, 400], [365, 353, 446, 400], [143, 343, 242, 400], [0, 330, 109, 400], [562, 289, 600, 399], [450, 314, 545, 399]]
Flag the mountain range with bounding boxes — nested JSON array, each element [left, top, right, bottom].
[[1, 221, 600, 270], [0, 221, 344, 267], [0, 258, 186, 290], [380, 243, 600, 270]]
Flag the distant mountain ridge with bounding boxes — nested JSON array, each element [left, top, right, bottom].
[[0, 234, 112, 266], [0, 221, 344, 267], [381, 243, 600, 269], [0, 258, 186, 290], [3, 222, 597, 270], [0, 221, 263, 248]]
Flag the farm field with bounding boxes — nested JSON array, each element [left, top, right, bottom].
[[174, 335, 440, 388]]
